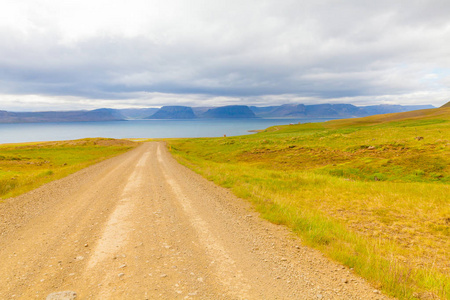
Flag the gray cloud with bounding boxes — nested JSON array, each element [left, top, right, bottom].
[[0, 0, 449, 110]]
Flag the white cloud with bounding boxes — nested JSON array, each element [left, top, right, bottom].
[[0, 0, 450, 110]]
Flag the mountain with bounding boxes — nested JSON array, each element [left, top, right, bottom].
[[250, 104, 306, 117], [201, 105, 256, 118], [305, 104, 365, 117], [146, 106, 196, 119], [118, 108, 159, 119], [0, 108, 124, 123], [441, 101, 450, 108], [249, 104, 435, 118], [360, 104, 435, 116], [250, 104, 365, 118], [249, 106, 280, 116]]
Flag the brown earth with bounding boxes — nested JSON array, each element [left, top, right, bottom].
[[0, 142, 392, 299]]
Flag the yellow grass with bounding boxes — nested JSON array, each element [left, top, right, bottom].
[[0, 138, 137, 200]]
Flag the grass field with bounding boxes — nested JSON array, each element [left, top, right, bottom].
[[167, 106, 450, 299], [0, 138, 137, 200]]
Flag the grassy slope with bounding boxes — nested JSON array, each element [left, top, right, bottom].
[[168, 107, 450, 299], [0, 138, 138, 200]]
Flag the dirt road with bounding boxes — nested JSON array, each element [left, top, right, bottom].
[[0, 142, 390, 299]]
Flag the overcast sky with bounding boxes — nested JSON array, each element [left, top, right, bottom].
[[1, 0, 449, 111]]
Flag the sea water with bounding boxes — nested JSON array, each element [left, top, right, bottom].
[[0, 118, 333, 144]]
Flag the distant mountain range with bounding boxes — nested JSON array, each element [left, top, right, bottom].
[[249, 104, 435, 118], [0, 108, 124, 123], [127, 104, 435, 119], [0, 104, 437, 123]]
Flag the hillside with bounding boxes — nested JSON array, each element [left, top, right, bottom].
[[201, 105, 256, 118], [322, 105, 450, 129], [442, 101, 450, 108], [0, 108, 124, 123], [168, 105, 450, 299], [146, 106, 196, 119]]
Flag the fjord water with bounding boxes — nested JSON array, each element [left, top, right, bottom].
[[0, 118, 332, 144]]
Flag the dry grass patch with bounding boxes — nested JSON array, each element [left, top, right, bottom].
[[0, 138, 137, 200]]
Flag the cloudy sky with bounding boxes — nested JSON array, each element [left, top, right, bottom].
[[1, 0, 449, 111]]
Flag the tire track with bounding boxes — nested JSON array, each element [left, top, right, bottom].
[[157, 144, 252, 299]]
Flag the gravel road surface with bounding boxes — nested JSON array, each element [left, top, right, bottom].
[[0, 142, 391, 299]]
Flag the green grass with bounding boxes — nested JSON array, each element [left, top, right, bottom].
[[167, 107, 450, 299], [0, 138, 137, 200]]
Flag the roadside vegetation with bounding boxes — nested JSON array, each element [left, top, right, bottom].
[[0, 138, 137, 200], [168, 106, 450, 299]]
